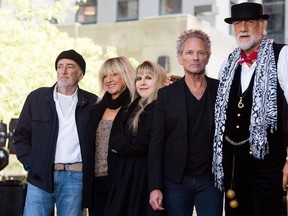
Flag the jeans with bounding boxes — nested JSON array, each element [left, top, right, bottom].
[[164, 175, 223, 216], [24, 170, 83, 216]]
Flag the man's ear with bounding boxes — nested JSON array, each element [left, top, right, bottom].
[[78, 73, 84, 81], [177, 54, 183, 65]]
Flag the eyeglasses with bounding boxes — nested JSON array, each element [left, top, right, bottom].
[[232, 20, 258, 27]]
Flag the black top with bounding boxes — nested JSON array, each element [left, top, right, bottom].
[[185, 84, 210, 176], [148, 76, 219, 191], [106, 98, 163, 216]]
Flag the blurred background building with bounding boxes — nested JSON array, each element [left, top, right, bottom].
[[53, 0, 287, 78]]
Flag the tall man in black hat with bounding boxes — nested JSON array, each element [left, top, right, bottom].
[[212, 2, 288, 216], [13, 49, 98, 216]]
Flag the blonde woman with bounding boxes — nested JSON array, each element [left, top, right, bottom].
[[83, 56, 135, 216], [105, 61, 167, 216]]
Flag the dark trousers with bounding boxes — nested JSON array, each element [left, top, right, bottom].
[[223, 140, 285, 216], [88, 176, 110, 216]]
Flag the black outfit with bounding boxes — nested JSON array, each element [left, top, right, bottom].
[[83, 89, 130, 215], [223, 43, 287, 216], [105, 97, 165, 216], [13, 84, 97, 208], [184, 82, 212, 177], [148, 76, 219, 192]]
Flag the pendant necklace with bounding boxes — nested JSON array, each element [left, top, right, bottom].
[[237, 82, 247, 109], [238, 97, 244, 109]]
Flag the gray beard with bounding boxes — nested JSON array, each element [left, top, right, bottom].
[[237, 41, 255, 50], [236, 34, 262, 51]]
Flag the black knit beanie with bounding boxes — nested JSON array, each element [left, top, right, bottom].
[[55, 49, 86, 75]]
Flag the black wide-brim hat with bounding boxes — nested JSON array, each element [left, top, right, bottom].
[[224, 2, 270, 24]]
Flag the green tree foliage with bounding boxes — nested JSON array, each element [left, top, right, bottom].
[[0, 0, 121, 123], [0, 0, 140, 177]]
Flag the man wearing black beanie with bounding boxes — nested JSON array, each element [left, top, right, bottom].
[[55, 49, 86, 75], [13, 49, 98, 216]]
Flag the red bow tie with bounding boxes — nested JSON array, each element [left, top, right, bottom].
[[238, 51, 258, 64]]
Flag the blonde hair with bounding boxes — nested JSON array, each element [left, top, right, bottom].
[[98, 56, 136, 99], [130, 61, 167, 135]]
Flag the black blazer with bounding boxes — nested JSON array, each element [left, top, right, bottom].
[[148, 76, 219, 191], [82, 94, 130, 208]]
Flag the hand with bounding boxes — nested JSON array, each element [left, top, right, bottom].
[[282, 161, 288, 191], [164, 75, 182, 86], [149, 189, 165, 211]]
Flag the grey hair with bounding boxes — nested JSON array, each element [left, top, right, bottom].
[[262, 20, 267, 36], [176, 29, 211, 59]]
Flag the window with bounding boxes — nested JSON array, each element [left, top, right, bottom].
[[76, 0, 97, 24], [160, 0, 182, 15], [262, 0, 285, 43], [117, 0, 138, 21], [227, 1, 237, 35]]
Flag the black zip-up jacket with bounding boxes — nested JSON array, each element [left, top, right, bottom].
[[13, 84, 97, 203]]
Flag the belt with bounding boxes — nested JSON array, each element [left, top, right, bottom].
[[54, 163, 83, 171], [225, 135, 249, 146]]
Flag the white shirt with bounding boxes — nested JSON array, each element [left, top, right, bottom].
[[53, 86, 82, 163], [219, 45, 288, 102]]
